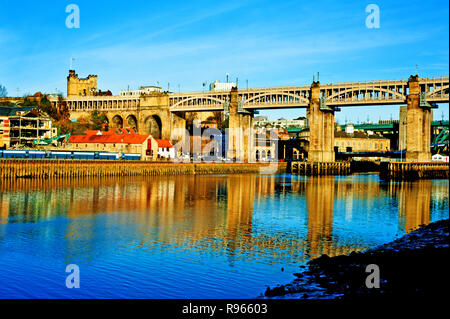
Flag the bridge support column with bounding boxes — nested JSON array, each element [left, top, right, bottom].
[[226, 87, 254, 162], [307, 81, 335, 162], [170, 112, 187, 149], [240, 113, 254, 162], [406, 75, 432, 162]]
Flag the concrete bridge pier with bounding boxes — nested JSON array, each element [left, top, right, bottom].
[[406, 75, 432, 162], [307, 81, 335, 162]]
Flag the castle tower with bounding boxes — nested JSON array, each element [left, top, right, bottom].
[[67, 70, 98, 97]]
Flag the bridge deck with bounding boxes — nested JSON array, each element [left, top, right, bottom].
[[56, 76, 448, 113]]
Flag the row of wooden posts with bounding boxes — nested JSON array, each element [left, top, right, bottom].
[[0, 159, 447, 180], [380, 162, 450, 180], [0, 159, 287, 179], [289, 161, 351, 176]]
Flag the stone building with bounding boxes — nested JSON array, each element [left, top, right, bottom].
[[67, 128, 158, 160], [254, 132, 277, 161], [67, 70, 98, 97], [334, 131, 390, 152]]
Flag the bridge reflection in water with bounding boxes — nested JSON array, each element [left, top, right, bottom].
[[1, 175, 446, 257]]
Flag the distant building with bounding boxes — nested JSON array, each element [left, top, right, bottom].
[[254, 133, 277, 161], [432, 154, 449, 163], [334, 131, 390, 152], [254, 116, 307, 129], [209, 80, 236, 92], [120, 86, 162, 96], [345, 124, 354, 135], [0, 104, 53, 148], [254, 115, 268, 121]]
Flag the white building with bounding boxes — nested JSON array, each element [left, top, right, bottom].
[[432, 154, 449, 163], [209, 80, 236, 92], [345, 124, 355, 135], [156, 139, 176, 159], [120, 86, 162, 96], [254, 116, 307, 129]]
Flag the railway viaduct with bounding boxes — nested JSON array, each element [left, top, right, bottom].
[[51, 71, 449, 162]]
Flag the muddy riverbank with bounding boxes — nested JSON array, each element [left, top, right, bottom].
[[264, 219, 449, 299]]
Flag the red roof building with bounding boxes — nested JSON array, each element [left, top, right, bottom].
[[67, 129, 159, 160], [69, 133, 149, 145], [155, 139, 173, 148]]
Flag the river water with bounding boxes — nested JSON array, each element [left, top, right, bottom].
[[0, 174, 448, 298]]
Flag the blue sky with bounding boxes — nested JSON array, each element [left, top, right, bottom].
[[0, 0, 448, 122]]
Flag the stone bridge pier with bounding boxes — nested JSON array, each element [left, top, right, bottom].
[[307, 81, 335, 162], [406, 75, 432, 162], [227, 87, 254, 162], [137, 93, 186, 143]]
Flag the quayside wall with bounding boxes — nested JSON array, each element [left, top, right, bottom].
[[0, 159, 287, 179], [380, 162, 449, 180]]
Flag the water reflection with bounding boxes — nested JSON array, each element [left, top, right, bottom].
[[388, 180, 432, 233], [0, 174, 448, 298], [0, 176, 447, 248], [306, 176, 335, 259]]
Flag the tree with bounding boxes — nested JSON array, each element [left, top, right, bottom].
[[55, 96, 70, 122], [91, 111, 108, 130], [0, 84, 7, 97], [51, 97, 72, 134], [211, 111, 222, 130], [37, 96, 57, 118]]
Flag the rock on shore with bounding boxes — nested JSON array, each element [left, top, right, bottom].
[[264, 219, 449, 299]]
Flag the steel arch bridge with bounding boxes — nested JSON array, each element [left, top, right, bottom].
[[168, 76, 449, 112]]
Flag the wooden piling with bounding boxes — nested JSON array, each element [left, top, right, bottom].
[[0, 159, 288, 180]]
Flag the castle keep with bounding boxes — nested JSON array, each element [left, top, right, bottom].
[[67, 70, 98, 97]]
